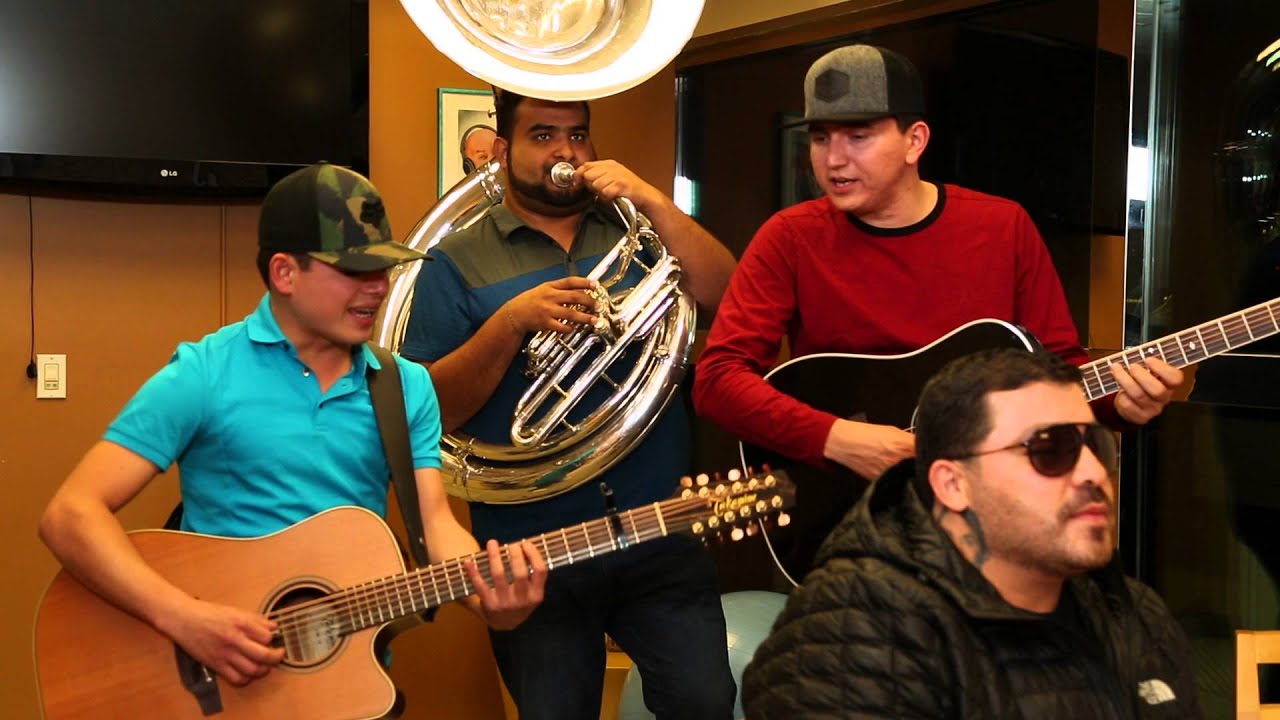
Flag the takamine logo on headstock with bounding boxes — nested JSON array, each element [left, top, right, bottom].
[[674, 468, 795, 543]]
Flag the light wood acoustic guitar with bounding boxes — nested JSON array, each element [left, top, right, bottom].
[[35, 470, 793, 719]]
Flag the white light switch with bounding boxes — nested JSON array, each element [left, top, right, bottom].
[[36, 353, 67, 399]]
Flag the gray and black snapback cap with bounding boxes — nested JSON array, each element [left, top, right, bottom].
[[784, 44, 925, 128]]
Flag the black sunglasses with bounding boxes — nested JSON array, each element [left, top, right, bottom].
[[952, 423, 1117, 477]]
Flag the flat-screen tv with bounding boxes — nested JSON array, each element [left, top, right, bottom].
[[0, 0, 368, 195]]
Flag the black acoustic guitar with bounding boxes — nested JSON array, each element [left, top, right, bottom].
[[743, 297, 1280, 584]]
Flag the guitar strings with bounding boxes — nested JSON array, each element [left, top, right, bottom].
[[268, 496, 706, 641], [1081, 298, 1279, 400], [269, 474, 780, 640], [267, 489, 766, 647]]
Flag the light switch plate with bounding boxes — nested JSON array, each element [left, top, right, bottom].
[[36, 353, 67, 399]]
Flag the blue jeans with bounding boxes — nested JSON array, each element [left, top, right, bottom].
[[490, 535, 736, 720]]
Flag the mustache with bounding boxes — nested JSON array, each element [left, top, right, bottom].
[[1059, 483, 1113, 522]]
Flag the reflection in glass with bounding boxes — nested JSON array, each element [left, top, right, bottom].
[[1132, 3, 1280, 716]]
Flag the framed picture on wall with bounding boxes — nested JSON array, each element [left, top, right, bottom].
[[779, 112, 823, 209], [438, 87, 497, 197]]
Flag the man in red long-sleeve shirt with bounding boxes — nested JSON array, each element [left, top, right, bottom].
[[694, 45, 1182, 502]]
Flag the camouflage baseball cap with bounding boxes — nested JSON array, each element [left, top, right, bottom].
[[258, 162, 428, 272]]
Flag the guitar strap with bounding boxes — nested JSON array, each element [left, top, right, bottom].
[[366, 344, 431, 571]]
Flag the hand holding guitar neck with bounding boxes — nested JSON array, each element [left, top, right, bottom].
[[463, 539, 546, 631], [1108, 356, 1183, 425]]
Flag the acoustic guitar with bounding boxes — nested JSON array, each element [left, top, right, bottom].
[[743, 296, 1280, 584], [35, 470, 793, 720]]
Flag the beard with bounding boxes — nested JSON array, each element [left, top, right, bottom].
[[1057, 483, 1117, 561], [974, 481, 1117, 579], [1038, 483, 1117, 573], [508, 167, 591, 217]]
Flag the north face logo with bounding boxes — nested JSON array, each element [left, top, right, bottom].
[[1137, 678, 1176, 705], [814, 69, 849, 102]]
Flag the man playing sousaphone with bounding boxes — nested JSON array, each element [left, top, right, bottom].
[[401, 88, 739, 719]]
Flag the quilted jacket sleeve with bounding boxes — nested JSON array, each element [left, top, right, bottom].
[[742, 559, 960, 719], [1127, 579, 1205, 718]]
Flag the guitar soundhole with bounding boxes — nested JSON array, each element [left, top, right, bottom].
[[265, 581, 347, 671]]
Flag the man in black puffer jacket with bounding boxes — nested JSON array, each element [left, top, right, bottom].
[[743, 349, 1202, 719]]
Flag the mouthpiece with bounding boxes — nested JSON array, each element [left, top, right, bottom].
[[550, 162, 576, 188]]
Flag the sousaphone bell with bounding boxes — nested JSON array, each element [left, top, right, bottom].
[[397, 0, 705, 100]]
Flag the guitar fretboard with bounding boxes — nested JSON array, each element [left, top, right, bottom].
[[1080, 297, 1280, 401], [265, 491, 722, 658]]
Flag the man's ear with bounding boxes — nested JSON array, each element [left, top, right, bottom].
[[905, 119, 931, 165], [268, 253, 299, 295], [929, 459, 970, 513], [492, 137, 510, 169]]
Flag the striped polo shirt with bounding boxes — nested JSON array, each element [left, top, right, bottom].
[[401, 202, 691, 544]]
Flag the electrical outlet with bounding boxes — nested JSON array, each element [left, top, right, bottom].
[[36, 353, 67, 399]]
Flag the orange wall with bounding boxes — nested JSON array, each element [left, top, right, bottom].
[[0, 1, 675, 718], [1, 196, 263, 717]]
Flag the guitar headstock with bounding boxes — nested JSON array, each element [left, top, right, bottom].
[[668, 468, 795, 543]]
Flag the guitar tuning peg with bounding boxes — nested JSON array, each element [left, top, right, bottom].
[[777, 513, 791, 527], [763, 474, 775, 487], [755, 500, 768, 513], [696, 473, 710, 487], [745, 523, 758, 537], [727, 468, 742, 482], [691, 522, 705, 535], [714, 484, 727, 496], [731, 527, 745, 542], [680, 489, 694, 500], [747, 477, 759, 490], [739, 505, 753, 518], [731, 481, 743, 494], [680, 475, 693, 488], [722, 510, 737, 523], [707, 516, 721, 529]]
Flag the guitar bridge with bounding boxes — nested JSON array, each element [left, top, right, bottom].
[[173, 643, 223, 716]]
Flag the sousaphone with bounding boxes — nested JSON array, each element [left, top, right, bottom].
[[377, 0, 706, 503], [397, 0, 705, 100]]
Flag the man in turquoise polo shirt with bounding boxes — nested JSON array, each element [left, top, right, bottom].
[[39, 163, 547, 688], [402, 90, 739, 719]]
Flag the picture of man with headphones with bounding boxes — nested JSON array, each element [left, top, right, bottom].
[[460, 123, 497, 175]]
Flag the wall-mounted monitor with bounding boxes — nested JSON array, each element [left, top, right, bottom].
[[0, 0, 368, 195]]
